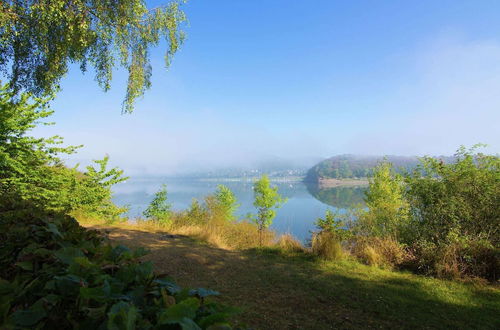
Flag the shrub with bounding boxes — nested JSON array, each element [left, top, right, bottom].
[[351, 146, 499, 280], [277, 234, 306, 253], [406, 239, 500, 280], [252, 175, 286, 247], [312, 231, 344, 261], [143, 184, 172, 224], [213, 185, 240, 222], [314, 209, 352, 241], [184, 198, 208, 225], [356, 161, 409, 240], [350, 236, 406, 268], [405, 145, 499, 247]]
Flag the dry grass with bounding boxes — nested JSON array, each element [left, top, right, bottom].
[[277, 233, 307, 253], [134, 217, 276, 250], [350, 236, 406, 268], [311, 231, 344, 261]]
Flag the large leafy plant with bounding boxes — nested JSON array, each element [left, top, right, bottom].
[[0, 214, 235, 329]]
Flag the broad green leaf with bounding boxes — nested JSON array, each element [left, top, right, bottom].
[[54, 247, 84, 265], [46, 223, 63, 238], [167, 317, 202, 330], [198, 313, 229, 328], [12, 307, 46, 327], [158, 298, 200, 323], [15, 261, 33, 271], [154, 278, 181, 295], [107, 301, 138, 330]]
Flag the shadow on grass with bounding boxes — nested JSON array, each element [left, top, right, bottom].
[[91, 225, 500, 330]]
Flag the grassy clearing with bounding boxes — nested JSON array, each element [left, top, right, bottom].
[[84, 223, 500, 330]]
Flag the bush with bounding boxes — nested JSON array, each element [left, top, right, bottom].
[[0, 214, 234, 329], [356, 161, 409, 239], [277, 234, 305, 253], [350, 236, 406, 268], [312, 231, 344, 261], [184, 198, 208, 226], [143, 185, 172, 224], [406, 239, 500, 280], [353, 146, 499, 280]]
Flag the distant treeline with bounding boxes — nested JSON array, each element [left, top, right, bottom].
[[305, 154, 453, 181]]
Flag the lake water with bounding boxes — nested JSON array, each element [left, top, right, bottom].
[[112, 178, 367, 242]]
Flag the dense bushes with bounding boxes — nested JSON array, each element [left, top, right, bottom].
[[400, 146, 499, 280], [0, 214, 234, 329], [312, 146, 499, 280]]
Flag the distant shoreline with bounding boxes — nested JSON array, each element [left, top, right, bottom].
[[317, 178, 369, 188], [196, 176, 305, 183]]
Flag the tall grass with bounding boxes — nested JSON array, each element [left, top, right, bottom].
[[311, 231, 344, 260]]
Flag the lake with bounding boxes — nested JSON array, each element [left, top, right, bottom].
[[112, 177, 367, 242]]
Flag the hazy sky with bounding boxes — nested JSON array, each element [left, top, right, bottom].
[[33, 0, 500, 174]]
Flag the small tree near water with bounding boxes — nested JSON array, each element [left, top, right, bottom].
[[252, 175, 286, 246], [143, 184, 172, 224]]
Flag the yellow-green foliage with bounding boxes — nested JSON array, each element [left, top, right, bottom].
[[0, 0, 187, 113], [358, 161, 409, 239], [0, 85, 127, 222], [143, 184, 172, 224]]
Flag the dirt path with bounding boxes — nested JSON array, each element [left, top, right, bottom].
[[86, 225, 500, 330], [87, 225, 372, 329]]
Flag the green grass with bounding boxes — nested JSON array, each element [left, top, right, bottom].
[[252, 248, 499, 329], [87, 224, 500, 329]]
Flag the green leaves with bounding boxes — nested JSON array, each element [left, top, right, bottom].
[[1, 0, 187, 113], [0, 84, 128, 222], [54, 247, 85, 265], [107, 302, 138, 330], [159, 297, 200, 322], [143, 184, 172, 224], [0, 214, 235, 328], [251, 175, 286, 246]]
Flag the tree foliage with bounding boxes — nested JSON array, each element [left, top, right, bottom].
[[143, 184, 172, 224], [213, 184, 240, 222], [406, 145, 499, 246], [353, 147, 499, 280], [252, 175, 285, 246], [0, 83, 127, 221], [314, 210, 352, 241], [0, 0, 187, 113], [359, 161, 409, 239]]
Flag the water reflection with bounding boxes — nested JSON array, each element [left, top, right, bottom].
[[305, 183, 366, 208]]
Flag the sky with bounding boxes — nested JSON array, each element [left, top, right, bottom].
[[33, 0, 500, 174]]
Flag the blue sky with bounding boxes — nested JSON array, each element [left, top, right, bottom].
[[34, 0, 500, 174]]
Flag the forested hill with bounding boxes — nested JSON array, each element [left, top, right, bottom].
[[305, 154, 451, 181]]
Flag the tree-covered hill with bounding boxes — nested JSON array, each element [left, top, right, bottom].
[[305, 154, 453, 181]]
